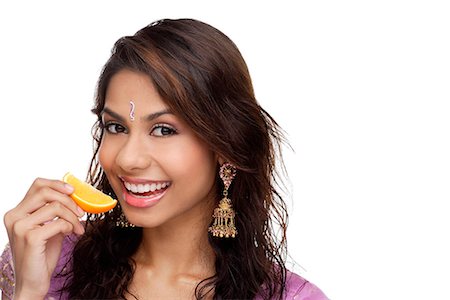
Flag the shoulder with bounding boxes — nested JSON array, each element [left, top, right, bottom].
[[284, 270, 329, 300]]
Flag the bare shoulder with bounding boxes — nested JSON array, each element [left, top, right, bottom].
[[285, 271, 329, 300]]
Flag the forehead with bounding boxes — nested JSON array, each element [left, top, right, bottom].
[[105, 69, 167, 111]]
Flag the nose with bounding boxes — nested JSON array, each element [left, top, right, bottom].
[[115, 134, 152, 172]]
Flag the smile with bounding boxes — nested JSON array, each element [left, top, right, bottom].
[[120, 177, 171, 208], [124, 180, 171, 195]]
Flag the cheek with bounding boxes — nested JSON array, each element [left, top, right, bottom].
[[98, 138, 115, 171], [164, 139, 217, 184]]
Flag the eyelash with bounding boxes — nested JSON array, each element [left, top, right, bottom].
[[151, 123, 178, 136], [102, 121, 178, 137], [103, 122, 126, 134]]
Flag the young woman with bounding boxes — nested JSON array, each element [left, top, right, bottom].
[[1, 19, 328, 299]]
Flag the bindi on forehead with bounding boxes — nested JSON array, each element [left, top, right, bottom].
[[101, 103, 174, 123], [129, 100, 136, 121]]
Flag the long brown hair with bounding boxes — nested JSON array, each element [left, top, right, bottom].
[[64, 18, 289, 299]]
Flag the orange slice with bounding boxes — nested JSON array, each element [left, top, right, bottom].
[[62, 172, 117, 214]]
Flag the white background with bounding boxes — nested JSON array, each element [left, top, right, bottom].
[[0, 1, 449, 299]]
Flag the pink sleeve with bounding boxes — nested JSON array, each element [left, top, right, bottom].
[[290, 281, 329, 300], [46, 234, 77, 299], [285, 272, 329, 300], [0, 243, 14, 300]]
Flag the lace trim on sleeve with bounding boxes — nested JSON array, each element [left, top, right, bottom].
[[0, 243, 15, 299]]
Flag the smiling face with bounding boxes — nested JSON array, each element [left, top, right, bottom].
[[99, 69, 218, 228]]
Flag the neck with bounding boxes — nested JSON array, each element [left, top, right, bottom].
[[134, 202, 216, 279]]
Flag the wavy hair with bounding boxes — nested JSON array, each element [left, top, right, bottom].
[[63, 18, 289, 299]]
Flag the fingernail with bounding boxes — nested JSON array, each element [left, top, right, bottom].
[[65, 183, 74, 193], [77, 206, 85, 216]]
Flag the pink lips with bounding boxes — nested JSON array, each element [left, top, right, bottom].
[[123, 187, 167, 207], [120, 177, 170, 208], [123, 187, 168, 208]]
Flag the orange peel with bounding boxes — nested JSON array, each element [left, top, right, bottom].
[[62, 172, 117, 214]]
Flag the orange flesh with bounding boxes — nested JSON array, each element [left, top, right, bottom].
[[63, 172, 117, 214]]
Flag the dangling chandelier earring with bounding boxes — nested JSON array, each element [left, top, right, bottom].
[[114, 202, 135, 228], [116, 211, 135, 228], [209, 162, 237, 238]]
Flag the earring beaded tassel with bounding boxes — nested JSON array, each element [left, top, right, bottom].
[[107, 192, 135, 228], [209, 163, 237, 238], [116, 210, 135, 228]]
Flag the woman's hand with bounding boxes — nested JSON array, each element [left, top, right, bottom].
[[3, 178, 85, 299]]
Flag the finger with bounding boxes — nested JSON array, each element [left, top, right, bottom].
[[23, 177, 74, 199], [21, 219, 73, 278], [4, 179, 67, 231], [17, 185, 84, 219], [24, 218, 74, 247], [4, 177, 83, 239], [19, 202, 85, 235]]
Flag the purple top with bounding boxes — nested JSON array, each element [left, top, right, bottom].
[[0, 236, 328, 299]]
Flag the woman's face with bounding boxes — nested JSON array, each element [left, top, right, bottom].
[[99, 69, 218, 228]]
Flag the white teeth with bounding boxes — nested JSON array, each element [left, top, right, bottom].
[[123, 180, 171, 194], [125, 182, 131, 190]]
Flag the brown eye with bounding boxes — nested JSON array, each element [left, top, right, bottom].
[[151, 124, 177, 137], [105, 122, 127, 134]]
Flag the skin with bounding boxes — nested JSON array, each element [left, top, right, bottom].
[[99, 69, 218, 299], [3, 179, 85, 299], [2, 69, 220, 300]]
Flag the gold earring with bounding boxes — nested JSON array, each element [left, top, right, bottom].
[[105, 190, 135, 228], [115, 204, 135, 228], [209, 162, 237, 238]]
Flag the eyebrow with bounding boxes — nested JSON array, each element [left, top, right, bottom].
[[101, 107, 174, 122]]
